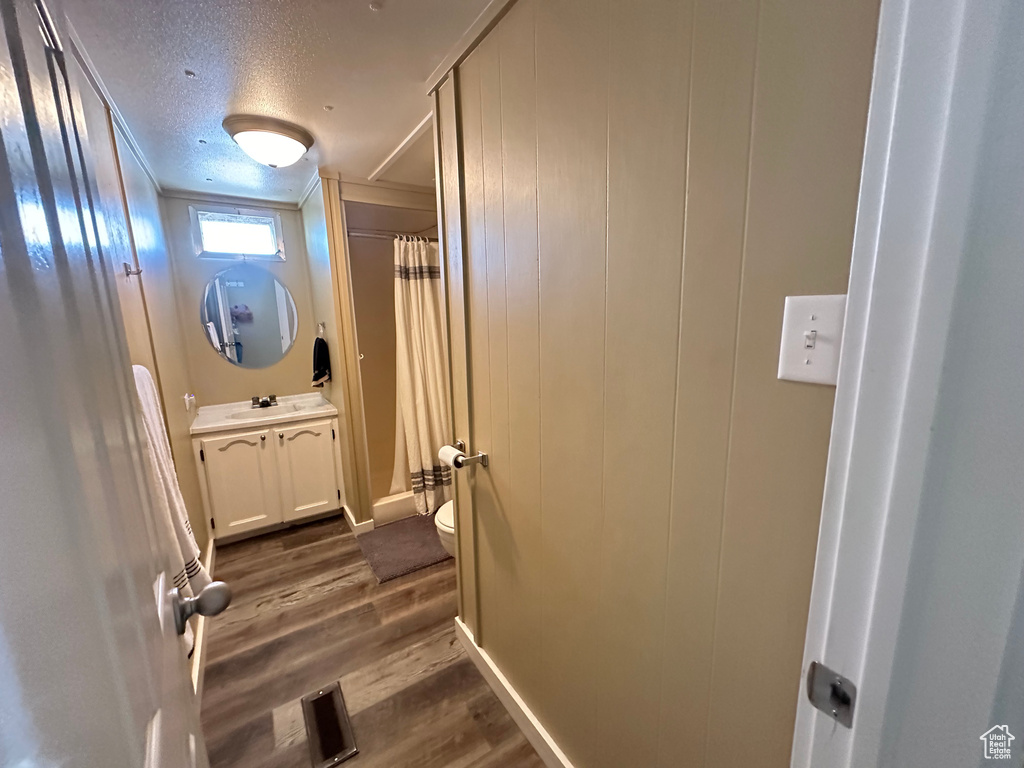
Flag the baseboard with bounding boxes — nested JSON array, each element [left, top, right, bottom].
[[371, 490, 418, 526], [344, 504, 375, 535], [214, 507, 346, 545], [454, 618, 575, 768], [190, 539, 216, 699]]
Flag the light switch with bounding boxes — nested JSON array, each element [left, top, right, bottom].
[[778, 294, 847, 385]]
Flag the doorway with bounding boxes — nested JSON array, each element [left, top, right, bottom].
[[344, 200, 442, 524]]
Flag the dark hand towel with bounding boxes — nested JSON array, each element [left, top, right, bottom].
[[312, 336, 331, 387]]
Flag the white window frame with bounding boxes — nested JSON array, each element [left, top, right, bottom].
[[189, 203, 286, 261]]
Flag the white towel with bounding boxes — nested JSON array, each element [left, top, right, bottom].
[[205, 321, 220, 350], [132, 366, 211, 655]]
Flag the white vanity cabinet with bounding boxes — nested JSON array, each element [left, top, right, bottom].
[[198, 428, 282, 537], [273, 419, 339, 522], [190, 394, 345, 540]]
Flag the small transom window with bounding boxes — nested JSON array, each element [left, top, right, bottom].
[[189, 205, 285, 261]]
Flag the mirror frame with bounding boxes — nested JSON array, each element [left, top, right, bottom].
[[199, 264, 299, 369]]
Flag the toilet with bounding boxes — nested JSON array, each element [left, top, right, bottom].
[[435, 500, 456, 557]]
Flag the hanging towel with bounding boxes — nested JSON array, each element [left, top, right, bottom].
[[205, 321, 220, 350], [132, 366, 211, 656], [312, 336, 331, 387]]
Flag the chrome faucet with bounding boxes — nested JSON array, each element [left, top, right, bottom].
[[250, 394, 278, 409]]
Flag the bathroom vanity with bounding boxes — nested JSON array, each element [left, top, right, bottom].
[[190, 393, 345, 539]]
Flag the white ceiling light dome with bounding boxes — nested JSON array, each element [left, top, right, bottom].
[[222, 115, 314, 168]]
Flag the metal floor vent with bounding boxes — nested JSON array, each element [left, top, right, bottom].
[[301, 682, 358, 766]]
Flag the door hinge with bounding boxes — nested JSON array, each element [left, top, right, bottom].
[[337, 489, 341, 500], [807, 661, 856, 728], [210, 518, 215, 530], [199, 448, 205, 462], [332, 428, 336, 440]]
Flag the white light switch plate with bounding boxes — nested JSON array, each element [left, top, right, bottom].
[[778, 294, 847, 385]]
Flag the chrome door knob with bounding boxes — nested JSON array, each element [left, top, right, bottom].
[[170, 581, 232, 636]]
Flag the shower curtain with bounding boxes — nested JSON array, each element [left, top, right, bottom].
[[389, 236, 452, 514]]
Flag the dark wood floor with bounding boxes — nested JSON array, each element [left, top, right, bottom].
[[200, 515, 543, 768]]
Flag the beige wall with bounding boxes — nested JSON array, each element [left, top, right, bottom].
[[159, 194, 317, 407], [301, 181, 341, 406], [347, 234, 398, 500], [74, 61, 156, 376], [301, 178, 369, 520], [114, 129, 208, 550], [71, 47, 208, 550], [440, 0, 879, 766]]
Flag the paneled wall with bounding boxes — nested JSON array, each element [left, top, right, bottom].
[[438, 0, 879, 766]]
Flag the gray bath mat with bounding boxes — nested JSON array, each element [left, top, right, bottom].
[[356, 513, 452, 583]]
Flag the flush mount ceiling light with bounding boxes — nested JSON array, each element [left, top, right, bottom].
[[222, 115, 314, 168]]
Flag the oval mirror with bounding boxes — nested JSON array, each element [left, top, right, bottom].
[[200, 264, 298, 368]]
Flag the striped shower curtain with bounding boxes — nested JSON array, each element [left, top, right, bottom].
[[389, 236, 452, 514]]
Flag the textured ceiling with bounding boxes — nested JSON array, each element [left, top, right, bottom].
[[64, 0, 487, 202]]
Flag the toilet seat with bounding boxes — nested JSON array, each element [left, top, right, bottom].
[[436, 500, 455, 533]]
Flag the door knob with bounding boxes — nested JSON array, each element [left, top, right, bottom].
[[169, 581, 232, 636]]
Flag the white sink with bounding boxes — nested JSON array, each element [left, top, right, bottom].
[[190, 393, 336, 436], [227, 403, 298, 419]]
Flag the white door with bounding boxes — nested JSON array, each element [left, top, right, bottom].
[[275, 279, 290, 353], [791, 0, 1023, 766], [0, 0, 208, 765], [274, 419, 339, 522], [201, 429, 282, 536], [214, 278, 238, 363]]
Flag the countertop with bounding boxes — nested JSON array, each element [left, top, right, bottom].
[[189, 392, 338, 436]]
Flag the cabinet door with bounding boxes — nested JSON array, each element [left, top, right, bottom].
[[274, 419, 339, 522], [201, 429, 281, 536]]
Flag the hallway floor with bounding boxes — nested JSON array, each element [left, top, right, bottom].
[[200, 515, 543, 768]]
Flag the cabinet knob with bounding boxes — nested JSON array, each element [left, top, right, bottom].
[[260, 435, 266, 442], [279, 433, 284, 441]]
